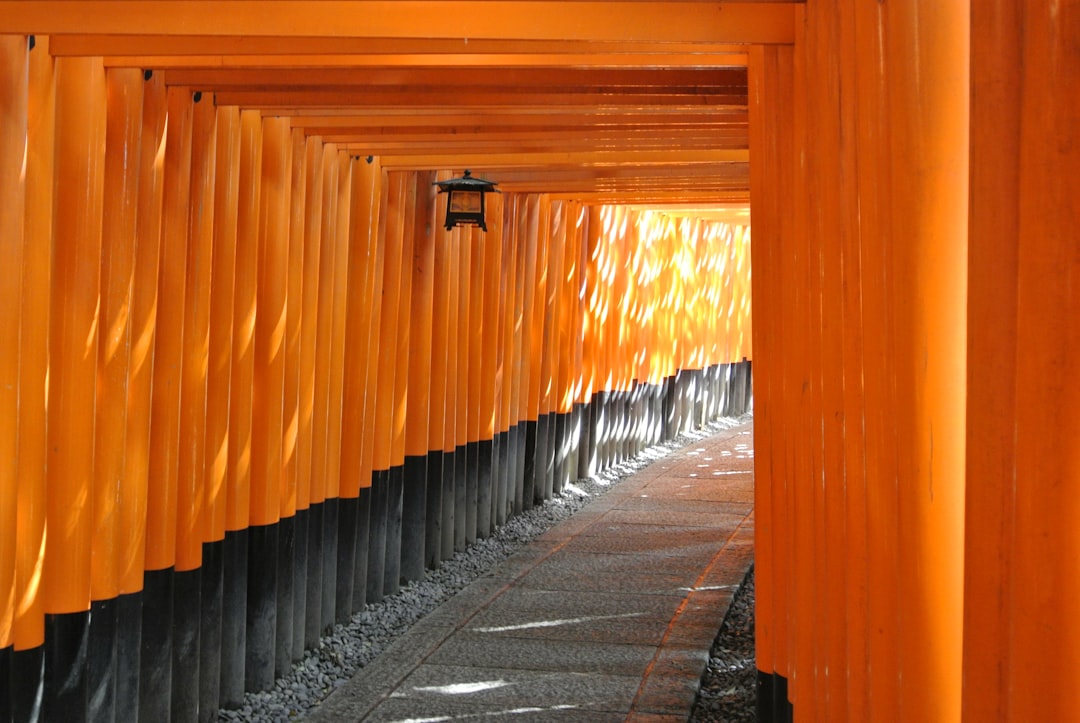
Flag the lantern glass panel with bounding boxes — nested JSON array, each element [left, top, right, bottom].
[[450, 190, 483, 214]]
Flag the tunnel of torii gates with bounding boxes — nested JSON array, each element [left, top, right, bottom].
[[0, 3, 1078, 723]]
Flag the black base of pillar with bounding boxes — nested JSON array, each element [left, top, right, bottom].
[[320, 499, 339, 634], [275, 515, 295, 678], [453, 445, 467, 552], [291, 508, 309, 660], [401, 454, 428, 581], [88, 597, 117, 722], [424, 450, 443, 569], [512, 424, 526, 514], [757, 671, 793, 723], [303, 505, 322, 649], [384, 465, 404, 596], [116, 591, 142, 722], [139, 568, 173, 721], [172, 567, 202, 722], [44, 611, 90, 722], [10, 644, 44, 722], [464, 441, 479, 544], [367, 473, 388, 604], [245, 524, 277, 693], [220, 530, 249, 707], [0, 645, 10, 723], [335, 497, 358, 623], [522, 421, 537, 509], [440, 449, 455, 562], [475, 439, 493, 539], [352, 490, 370, 613], [199, 540, 223, 722]]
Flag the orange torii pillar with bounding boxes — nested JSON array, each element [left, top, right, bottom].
[[384, 171, 416, 596], [338, 155, 382, 615], [9, 35, 56, 723], [42, 53, 106, 723], [297, 137, 326, 649], [426, 172, 453, 566], [142, 83, 193, 720], [463, 224, 483, 544], [220, 109, 261, 707], [203, 104, 241, 714], [172, 89, 217, 719], [279, 128, 308, 671], [475, 198, 505, 538], [401, 170, 435, 578], [0, 33, 29, 723], [367, 169, 406, 602], [751, 1, 968, 720], [507, 194, 530, 515], [964, 4, 1080, 721], [495, 194, 523, 525], [245, 115, 291, 694]]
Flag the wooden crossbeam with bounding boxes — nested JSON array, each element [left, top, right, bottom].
[[2, 2, 796, 43]]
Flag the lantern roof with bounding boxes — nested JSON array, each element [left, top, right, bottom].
[[434, 169, 499, 193]]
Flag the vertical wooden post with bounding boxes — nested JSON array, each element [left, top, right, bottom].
[[94, 66, 144, 628], [403, 171, 436, 577], [171, 89, 216, 720], [44, 54, 106, 720], [385, 171, 416, 595], [13, 35, 54, 722], [965, 4, 1080, 721], [298, 138, 325, 649], [220, 108, 260, 707], [338, 154, 381, 612], [368, 169, 404, 600], [427, 172, 453, 565], [749, 41, 795, 723], [466, 221, 485, 542], [309, 144, 339, 632], [0, 34, 29, 667], [202, 103, 240, 717], [478, 194, 504, 531], [887, 4, 968, 720], [279, 127, 306, 669]]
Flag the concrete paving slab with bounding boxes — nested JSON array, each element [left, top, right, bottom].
[[307, 419, 755, 721]]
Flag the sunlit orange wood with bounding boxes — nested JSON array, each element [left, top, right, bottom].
[[1, 2, 797, 44], [51, 34, 751, 60], [405, 171, 436, 459], [359, 160, 388, 491], [250, 116, 291, 527], [43, 55, 106, 612], [340, 156, 383, 498], [145, 86, 193, 572], [175, 93, 216, 571], [978, 5, 1080, 721], [14, 33, 54, 650], [226, 110, 263, 532], [91, 67, 143, 600], [0, 34, 29, 648], [119, 69, 166, 593], [309, 142, 339, 508], [205, 105, 240, 545], [887, 3, 968, 720], [296, 137, 325, 511], [959, 4, 1020, 722], [278, 128, 308, 518], [323, 151, 352, 500], [372, 170, 406, 473], [281, 128, 307, 520]]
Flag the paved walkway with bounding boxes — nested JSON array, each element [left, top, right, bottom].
[[308, 419, 755, 722]]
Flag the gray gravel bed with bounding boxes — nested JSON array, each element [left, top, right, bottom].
[[688, 565, 757, 722], [219, 416, 750, 722]]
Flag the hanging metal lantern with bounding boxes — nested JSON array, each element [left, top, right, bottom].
[[434, 169, 499, 231]]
